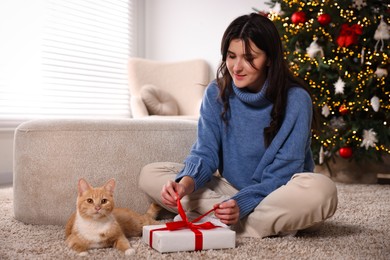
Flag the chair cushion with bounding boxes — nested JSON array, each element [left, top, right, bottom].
[[140, 84, 179, 116]]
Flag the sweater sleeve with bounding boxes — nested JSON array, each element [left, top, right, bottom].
[[175, 83, 222, 190], [232, 88, 313, 218]]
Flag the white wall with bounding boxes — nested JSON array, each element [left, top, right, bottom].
[[0, 131, 14, 185], [144, 0, 268, 77]]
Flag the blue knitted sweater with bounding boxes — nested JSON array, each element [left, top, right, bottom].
[[176, 80, 315, 218]]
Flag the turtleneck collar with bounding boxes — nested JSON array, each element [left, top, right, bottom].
[[232, 80, 271, 107]]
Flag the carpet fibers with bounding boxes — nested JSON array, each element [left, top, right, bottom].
[[1, 183, 389, 260]]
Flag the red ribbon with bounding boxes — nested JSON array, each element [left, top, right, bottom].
[[149, 195, 219, 251], [336, 23, 363, 47]]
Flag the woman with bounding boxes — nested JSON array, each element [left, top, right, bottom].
[[139, 13, 338, 238]]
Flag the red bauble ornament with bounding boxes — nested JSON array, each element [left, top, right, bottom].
[[291, 11, 307, 24], [339, 147, 353, 159], [339, 104, 349, 115], [317, 13, 331, 26]]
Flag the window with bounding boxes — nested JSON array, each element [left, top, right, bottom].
[[0, 0, 137, 128]]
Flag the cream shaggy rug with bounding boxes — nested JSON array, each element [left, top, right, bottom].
[[1, 183, 389, 260]]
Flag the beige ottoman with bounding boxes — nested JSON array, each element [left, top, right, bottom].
[[13, 119, 197, 225]]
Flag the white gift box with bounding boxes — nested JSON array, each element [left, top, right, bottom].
[[143, 224, 236, 253]]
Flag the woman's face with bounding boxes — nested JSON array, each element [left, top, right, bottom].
[[226, 39, 269, 93]]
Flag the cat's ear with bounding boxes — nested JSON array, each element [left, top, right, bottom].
[[78, 178, 92, 195], [103, 179, 116, 195]]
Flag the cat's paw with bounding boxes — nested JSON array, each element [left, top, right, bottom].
[[125, 248, 135, 256], [78, 251, 88, 257]]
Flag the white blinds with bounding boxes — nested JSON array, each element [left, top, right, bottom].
[[0, 0, 134, 128]]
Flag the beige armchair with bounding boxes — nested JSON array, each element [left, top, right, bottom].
[[128, 58, 210, 120]]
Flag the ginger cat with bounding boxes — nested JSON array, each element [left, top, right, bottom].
[[65, 178, 160, 256]]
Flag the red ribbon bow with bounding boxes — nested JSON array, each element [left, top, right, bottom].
[[149, 195, 219, 251], [336, 23, 363, 47]]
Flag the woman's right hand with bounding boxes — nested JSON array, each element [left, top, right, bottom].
[[161, 176, 195, 207]]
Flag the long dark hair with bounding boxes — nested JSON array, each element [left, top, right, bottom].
[[216, 13, 315, 147]]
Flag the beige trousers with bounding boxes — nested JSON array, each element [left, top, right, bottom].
[[139, 162, 338, 238]]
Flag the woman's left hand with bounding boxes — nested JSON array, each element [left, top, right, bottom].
[[213, 199, 240, 225]]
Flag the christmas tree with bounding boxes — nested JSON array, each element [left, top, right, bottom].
[[261, 0, 390, 166]]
